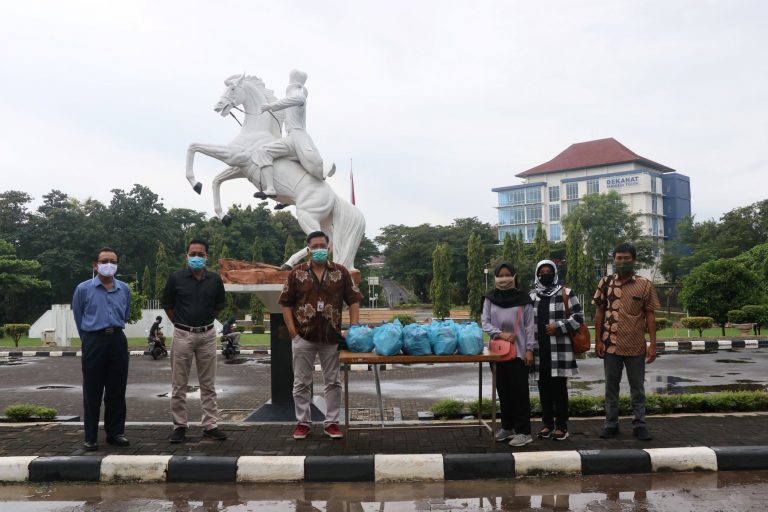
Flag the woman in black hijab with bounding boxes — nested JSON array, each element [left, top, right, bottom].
[[481, 262, 536, 447]]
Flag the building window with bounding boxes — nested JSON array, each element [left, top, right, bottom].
[[566, 200, 579, 214], [549, 223, 561, 242], [652, 217, 659, 236], [526, 187, 542, 204], [549, 186, 560, 202], [525, 204, 542, 223], [566, 182, 579, 200], [526, 225, 536, 242], [652, 195, 658, 214], [651, 177, 657, 194], [586, 179, 599, 195], [549, 203, 560, 222]]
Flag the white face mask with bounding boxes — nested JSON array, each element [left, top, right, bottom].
[[97, 263, 118, 277]]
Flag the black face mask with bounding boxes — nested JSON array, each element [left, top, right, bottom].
[[539, 274, 555, 286]]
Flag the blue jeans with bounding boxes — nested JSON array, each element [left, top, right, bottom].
[[603, 353, 646, 428]]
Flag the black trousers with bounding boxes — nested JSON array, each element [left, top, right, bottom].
[[81, 330, 129, 443], [495, 358, 531, 434], [538, 373, 569, 430]]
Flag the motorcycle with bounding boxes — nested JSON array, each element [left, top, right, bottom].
[[221, 333, 239, 360], [147, 333, 168, 360]]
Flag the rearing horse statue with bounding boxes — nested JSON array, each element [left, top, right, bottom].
[[185, 74, 365, 271]]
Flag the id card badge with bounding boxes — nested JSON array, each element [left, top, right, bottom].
[[317, 300, 325, 312]]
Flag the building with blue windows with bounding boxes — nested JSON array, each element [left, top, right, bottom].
[[492, 138, 691, 274]]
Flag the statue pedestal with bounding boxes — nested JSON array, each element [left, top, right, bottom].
[[224, 283, 324, 422]]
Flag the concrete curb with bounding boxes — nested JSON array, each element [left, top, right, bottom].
[[3, 446, 768, 483], [2, 339, 765, 358]]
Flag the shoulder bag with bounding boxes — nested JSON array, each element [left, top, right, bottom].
[[562, 287, 591, 354], [488, 306, 523, 361]]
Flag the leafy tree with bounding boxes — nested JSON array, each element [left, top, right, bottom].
[[2, 324, 31, 347], [680, 259, 758, 335], [564, 219, 595, 316], [154, 242, 170, 300], [141, 265, 152, 301], [250, 294, 266, 325], [430, 243, 451, 319], [283, 235, 297, 263], [252, 234, 265, 263], [466, 233, 485, 320], [127, 283, 144, 324], [499, 232, 514, 263], [0, 240, 51, 324], [0, 190, 32, 246], [562, 191, 645, 277], [534, 221, 549, 263], [513, 231, 531, 289]]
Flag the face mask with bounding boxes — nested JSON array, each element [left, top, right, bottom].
[[188, 256, 207, 270], [96, 263, 117, 277], [539, 274, 555, 286], [615, 262, 634, 275], [310, 248, 328, 263], [495, 276, 515, 290]]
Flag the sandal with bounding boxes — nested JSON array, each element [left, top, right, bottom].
[[552, 428, 569, 441], [537, 426, 553, 439]]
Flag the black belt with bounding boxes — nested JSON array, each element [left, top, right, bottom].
[[174, 323, 215, 333], [90, 327, 122, 335]]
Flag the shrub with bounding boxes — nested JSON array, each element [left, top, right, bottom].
[[4, 404, 58, 422], [2, 324, 31, 347], [742, 305, 768, 325], [727, 310, 749, 324], [430, 399, 464, 419], [251, 325, 265, 334], [468, 398, 496, 418], [655, 317, 671, 330], [680, 316, 714, 336], [235, 325, 247, 333], [390, 314, 416, 326]]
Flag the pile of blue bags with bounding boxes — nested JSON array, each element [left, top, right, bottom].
[[346, 319, 484, 356]]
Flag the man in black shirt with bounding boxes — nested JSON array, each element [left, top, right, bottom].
[[161, 239, 227, 443], [149, 316, 166, 345]]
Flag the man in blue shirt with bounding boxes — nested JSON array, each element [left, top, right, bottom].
[[72, 247, 131, 451]]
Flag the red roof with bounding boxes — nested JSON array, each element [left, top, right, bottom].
[[516, 138, 676, 178]]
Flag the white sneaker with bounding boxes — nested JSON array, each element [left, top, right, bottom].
[[508, 434, 533, 447], [495, 428, 515, 442]]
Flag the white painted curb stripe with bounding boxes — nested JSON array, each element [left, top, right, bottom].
[[237, 456, 305, 482], [0, 456, 36, 482], [718, 340, 732, 349], [22, 351, 37, 357], [746, 340, 759, 347], [100, 455, 171, 482], [375, 454, 444, 482], [663, 341, 678, 349], [645, 447, 717, 472], [690, 340, 706, 350], [513, 450, 581, 476]]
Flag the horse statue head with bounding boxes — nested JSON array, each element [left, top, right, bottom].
[[213, 73, 284, 127]]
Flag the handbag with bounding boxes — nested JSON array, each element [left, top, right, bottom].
[[488, 306, 523, 361], [562, 287, 591, 354]]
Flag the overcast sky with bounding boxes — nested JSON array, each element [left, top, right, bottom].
[[1, 1, 766, 241]]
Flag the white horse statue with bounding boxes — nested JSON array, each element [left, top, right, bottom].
[[185, 74, 365, 271]]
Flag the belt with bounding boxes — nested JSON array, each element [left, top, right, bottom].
[[174, 323, 215, 333], [90, 327, 122, 335]]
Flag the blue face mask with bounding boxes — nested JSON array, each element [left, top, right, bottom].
[[310, 248, 328, 263], [188, 256, 207, 270]]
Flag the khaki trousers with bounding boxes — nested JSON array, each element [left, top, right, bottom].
[[291, 336, 341, 426], [171, 327, 219, 429]]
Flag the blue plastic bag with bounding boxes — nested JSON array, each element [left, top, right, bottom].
[[402, 323, 432, 355], [373, 319, 403, 356], [428, 320, 458, 355], [346, 324, 374, 353], [457, 322, 484, 355]]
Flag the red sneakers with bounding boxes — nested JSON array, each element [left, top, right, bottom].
[[323, 423, 344, 439], [292, 423, 311, 439]]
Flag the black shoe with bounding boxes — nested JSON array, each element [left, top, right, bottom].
[[203, 427, 228, 440], [599, 427, 620, 439], [169, 427, 187, 444], [254, 191, 268, 199], [82, 441, 98, 451], [106, 435, 130, 447], [633, 426, 652, 441]]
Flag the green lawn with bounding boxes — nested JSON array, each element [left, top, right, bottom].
[[1, 332, 271, 349]]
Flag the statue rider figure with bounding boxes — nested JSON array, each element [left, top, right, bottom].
[[251, 69, 335, 199]]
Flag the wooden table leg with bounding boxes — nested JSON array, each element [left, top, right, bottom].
[[491, 361, 497, 451], [344, 363, 350, 440]]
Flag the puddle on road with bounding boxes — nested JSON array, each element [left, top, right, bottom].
[[2, 471, 768, 511], [156, 386, 227, 399], [652, 375, 767, 394], [36, 385, 75, 390], [224, 357, 271, 365], [0, 357, 27, 366], [715, 358, 755, 364]]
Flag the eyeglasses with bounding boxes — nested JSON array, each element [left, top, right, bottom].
[[188, 252, 207, 257]]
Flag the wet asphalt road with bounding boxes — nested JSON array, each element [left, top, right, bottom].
[[0, 349, 766, 422], [2, 470, 768, 511]]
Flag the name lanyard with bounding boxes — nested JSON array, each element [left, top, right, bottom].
[[310, 267, 328, 312]]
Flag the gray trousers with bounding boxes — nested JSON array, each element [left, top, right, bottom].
[[291, 336, 341, 426], [603, 353, 646, 428]]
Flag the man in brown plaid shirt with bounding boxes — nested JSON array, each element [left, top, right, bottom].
[[279, 230, 361, 440]]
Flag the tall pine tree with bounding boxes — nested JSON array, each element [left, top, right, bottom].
[[466, 233, 485, 321], [430, 243, 452, 320], [534, 221, 549, 263], [141, 264, 152, 302], [154, 242, 169, 300]]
